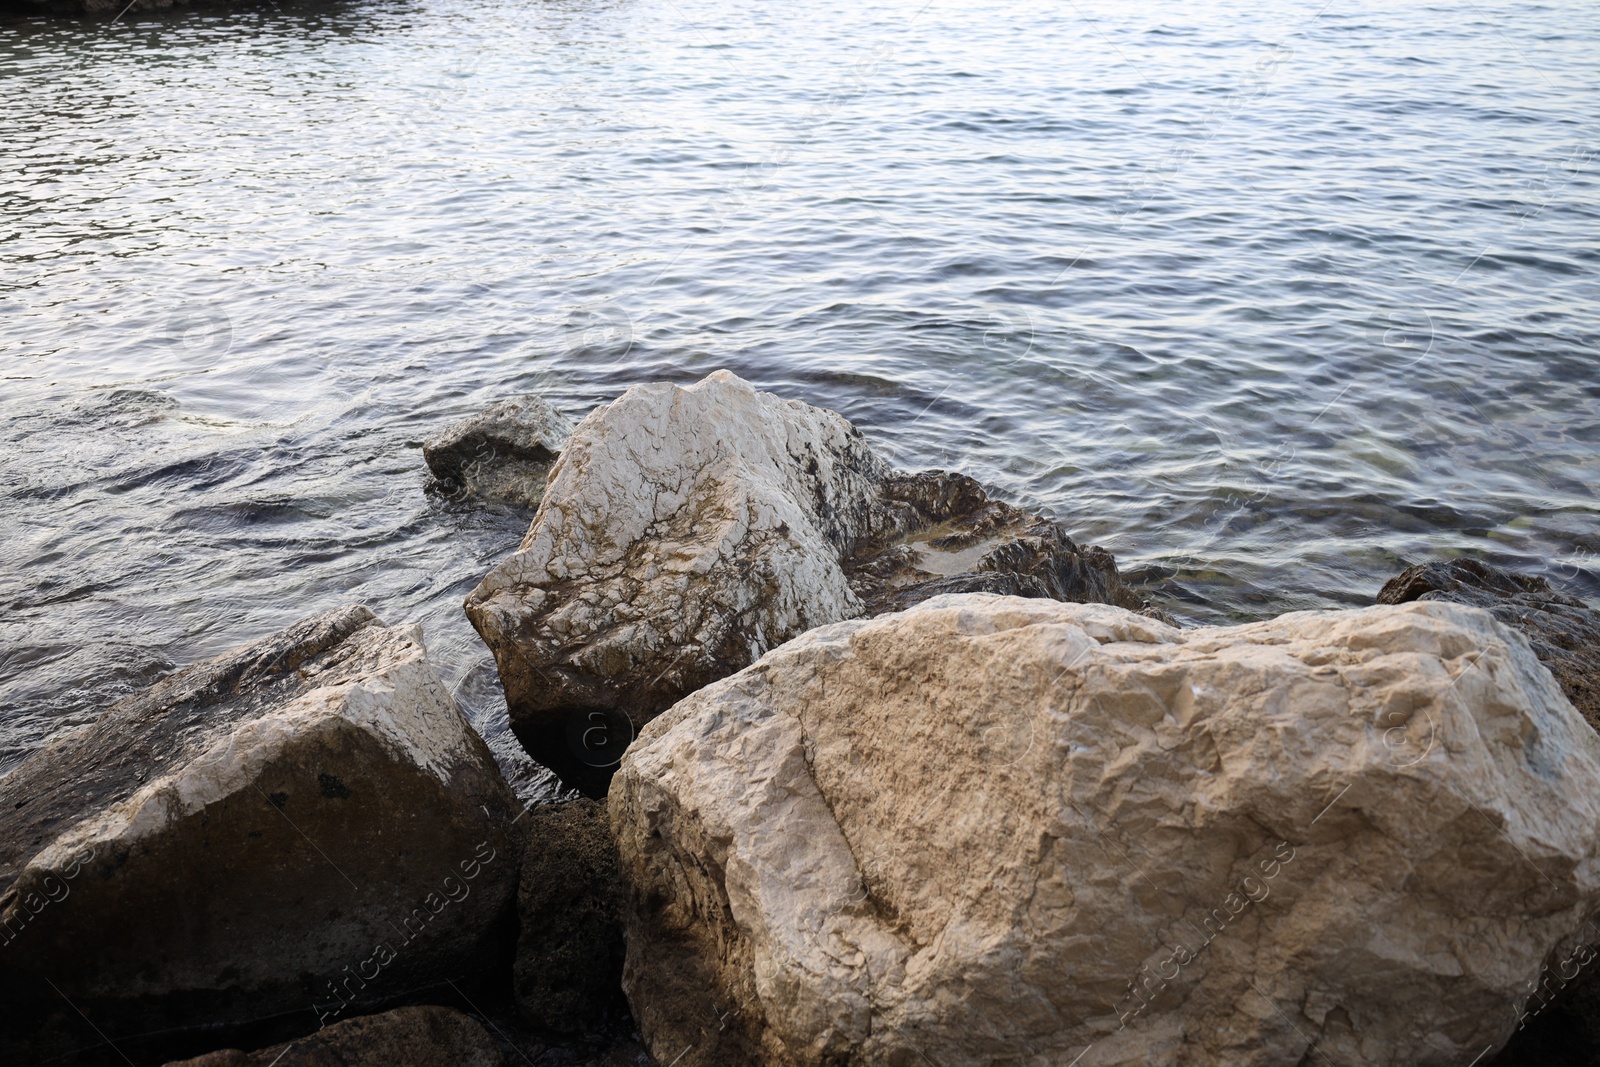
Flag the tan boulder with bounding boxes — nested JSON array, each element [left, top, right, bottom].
[[1379, 558, 1600, 732], [610, 594, 1600, 1066]]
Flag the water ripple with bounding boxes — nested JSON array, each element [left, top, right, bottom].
[[1, 0, 1597, 771]]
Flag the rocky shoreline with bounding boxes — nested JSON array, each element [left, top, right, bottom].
[[2, 371, 1598, 1065]]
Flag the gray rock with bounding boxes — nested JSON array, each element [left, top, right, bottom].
[[0, 606, 522, 1063], [424, 396, 575, 507], [163, 1005, 506, 1066]]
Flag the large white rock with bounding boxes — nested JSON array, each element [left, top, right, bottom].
[[466, 371, 1144, 794], [610, 594, 1600, 1067]]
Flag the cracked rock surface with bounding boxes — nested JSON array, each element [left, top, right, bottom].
[[610, 593, 1600, 1067], [465, 370, 1147, 794], [0, 606, 521, 1064]]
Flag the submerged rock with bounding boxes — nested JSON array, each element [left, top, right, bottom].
[[423, 395, 575, 507], [165, 1005, 506, 1066], [1378, 557, 1600, 731], [465, 371, 1148, 794], [610, 593, 1600, 1067], [0, 606, 521, 1063]]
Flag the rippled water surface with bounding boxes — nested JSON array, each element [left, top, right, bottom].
[[2, 0, 1598, 774]]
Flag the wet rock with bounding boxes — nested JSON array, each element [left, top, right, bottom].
[[465, 371, 1147, 794], [0, 606, 522, 1064], [850, 468, 1151, 616], [5, 0, 241, 15], [164, 1004, 506, 1066], [610, 593, 1600, 1067], [423, 395, 574, 507], [514, 798, 628, 1035], [1378, 558, 1600, 731]]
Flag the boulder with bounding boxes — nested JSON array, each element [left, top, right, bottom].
[[609, 593, 1600, 1067], [0, 606, 522, 1063], [1378, 558, 1600, 731], [423, 396, 574, 507], [164, 1005, 506, 1066], [465, 371, 1148, 794], [1375, 563, 1600, 1065], [513, 798, 628, 1035]]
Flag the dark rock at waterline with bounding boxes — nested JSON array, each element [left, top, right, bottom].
[[851, 469, 1158, 619], [513, 798, 628, 1035], [465, 371, 1156, 796], [0, 606, 521, 1064], [1377, 558, 1600, 730], [164, 1005, 507, 1066], [4, 0, 247, 16], [424, 396, 574, 507]]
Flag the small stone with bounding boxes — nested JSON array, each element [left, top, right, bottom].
[[423, 395, 575, 507]]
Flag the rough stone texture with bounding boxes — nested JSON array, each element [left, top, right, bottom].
[[165, 1005, 506, 1067], [610, 593, 1600, 1067], [0, 606, 522, 1064], [850, 468, 1148, 617], [1379, 558, 1600, 732], [424, 395, 575, 507], [514, 798, 628, 1035], [465, 371, 1147, 794], [1379, 566, 1600, 1065]]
